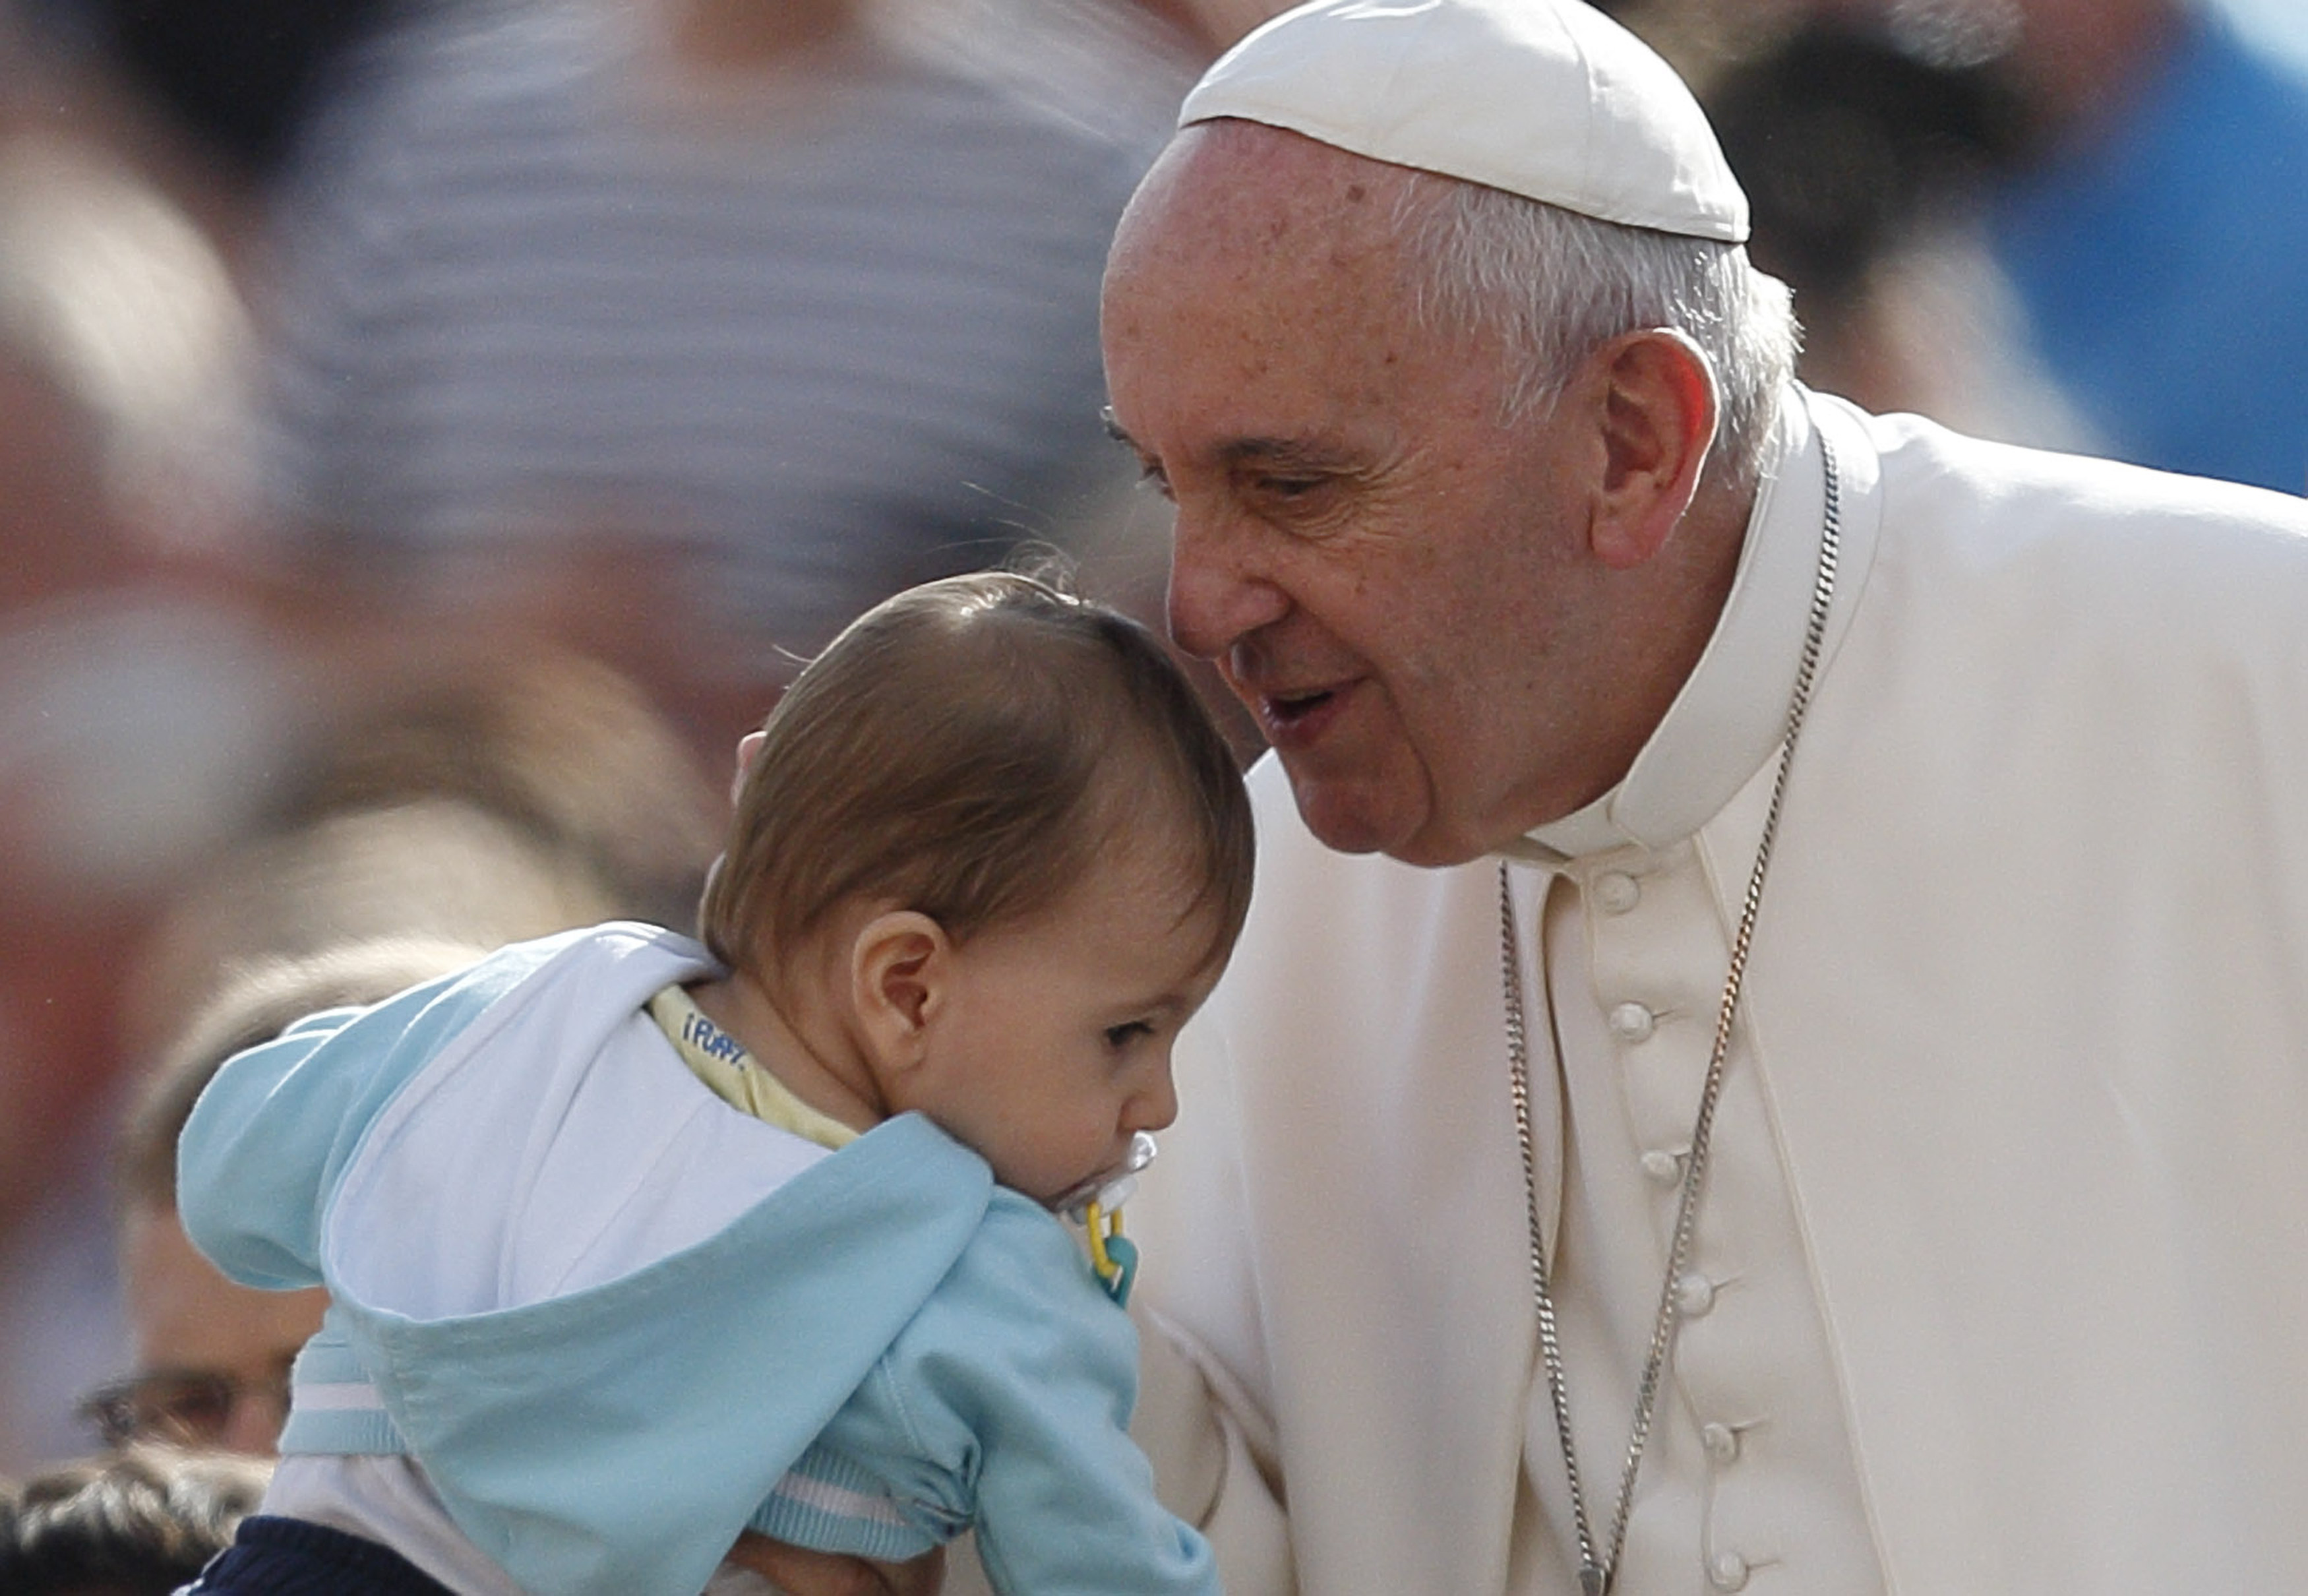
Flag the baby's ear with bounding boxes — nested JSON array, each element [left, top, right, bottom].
[[849, 910, 950, 1072]]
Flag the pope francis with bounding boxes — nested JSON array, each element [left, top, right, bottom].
[[1079, 2, 2308, 1595]]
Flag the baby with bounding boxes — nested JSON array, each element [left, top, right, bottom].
[[176, 572, 1254, 1596]]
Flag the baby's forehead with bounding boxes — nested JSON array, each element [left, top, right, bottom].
[[1085, 737, 1253, 949], [1068, 819, 1238, 950], [1085, 777, 1217, 875]]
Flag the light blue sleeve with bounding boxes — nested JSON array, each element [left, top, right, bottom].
[[875, 1193, 1221, 1596], [175, 936, 564, 1291]]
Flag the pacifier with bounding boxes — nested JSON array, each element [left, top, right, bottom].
[[1058, 1132, 1157, 1307]]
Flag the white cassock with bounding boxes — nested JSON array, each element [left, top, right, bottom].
[[1126, 387, 2308, 1596]]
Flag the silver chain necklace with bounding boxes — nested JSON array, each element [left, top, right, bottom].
[[1497, 437, 1840, 1596]]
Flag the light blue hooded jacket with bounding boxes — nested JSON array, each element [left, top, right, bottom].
[[178, 923, 1216, 1596]]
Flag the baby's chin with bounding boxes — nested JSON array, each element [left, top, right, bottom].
[[1045, 1132, 1160, 1214], [1017, 1166, 1095, 1212]]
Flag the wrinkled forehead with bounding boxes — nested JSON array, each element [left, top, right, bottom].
[[1101, 123, 1438, 386], [1108, 121, 1410, 280], [1098, 123, 1500, 474]]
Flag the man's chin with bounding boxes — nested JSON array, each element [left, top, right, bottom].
[[1288, 770, 1434, 862], [1285, 766, 1497, 869], [1275, 755, 1375, 844], [1380, 830, 1495, 870]]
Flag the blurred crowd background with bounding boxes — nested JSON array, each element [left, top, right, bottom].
[[1, 0, 2302, 1574]]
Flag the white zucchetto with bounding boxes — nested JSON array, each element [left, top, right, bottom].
[[1178, 0, 1750, 244]]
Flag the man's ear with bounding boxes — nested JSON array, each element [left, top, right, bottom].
[[1587, 328, 1718, 570], [729, 730, 768, 808], [849, 909, 950, 1073]]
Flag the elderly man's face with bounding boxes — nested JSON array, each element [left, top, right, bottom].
[[115, 1201, 327, 1452], [1103, 126, 1654, 867]]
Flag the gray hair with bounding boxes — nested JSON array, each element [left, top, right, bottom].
[[1393, 169, 1800, 491]]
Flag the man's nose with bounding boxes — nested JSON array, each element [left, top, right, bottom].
[[1167, 510, 1287, 661]]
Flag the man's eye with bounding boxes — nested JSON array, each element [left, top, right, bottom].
[[1137, 462, 1176, 501], [1104, 1021, 1154, 1049], [1259, 476, 1325, 499]]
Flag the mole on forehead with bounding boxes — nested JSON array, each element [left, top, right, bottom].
[[1146, 122, 1409, 237]]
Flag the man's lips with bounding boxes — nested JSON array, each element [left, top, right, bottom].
[[1248, 680, 1354, 747]]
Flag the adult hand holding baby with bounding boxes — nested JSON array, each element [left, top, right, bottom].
[[718, 1531, 944, 1596]]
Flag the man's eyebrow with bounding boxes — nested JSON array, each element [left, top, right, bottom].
[[1098, 409, 1351, 472], [1219, 437, 1353, 471]]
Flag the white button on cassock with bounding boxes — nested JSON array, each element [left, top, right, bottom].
[[1639, 1148, 1684, 1185], [1674, 1271, 1716, 1316], [1708, 1551, 1751, 1592], [1593, 871, 1641, 913], [1701, 1421, 1741, 1465], [1607, 1002, 1656, 1041]]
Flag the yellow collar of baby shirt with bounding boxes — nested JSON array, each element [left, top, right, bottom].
[[647, 983, 859, 1151]]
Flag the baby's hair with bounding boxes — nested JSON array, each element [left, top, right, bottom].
[[700, 571, 1253, 986]]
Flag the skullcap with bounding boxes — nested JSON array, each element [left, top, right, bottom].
[[1179, 0, 1749, 243]]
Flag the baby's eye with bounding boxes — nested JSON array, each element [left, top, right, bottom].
[[1104, 1020, 1154, 1049]]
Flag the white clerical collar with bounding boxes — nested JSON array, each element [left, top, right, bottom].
[[1503, 386, 1871, 865]]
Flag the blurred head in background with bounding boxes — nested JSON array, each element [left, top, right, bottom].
[[96, 937, 489, 1456], [1, 1442, 271, 1594]]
